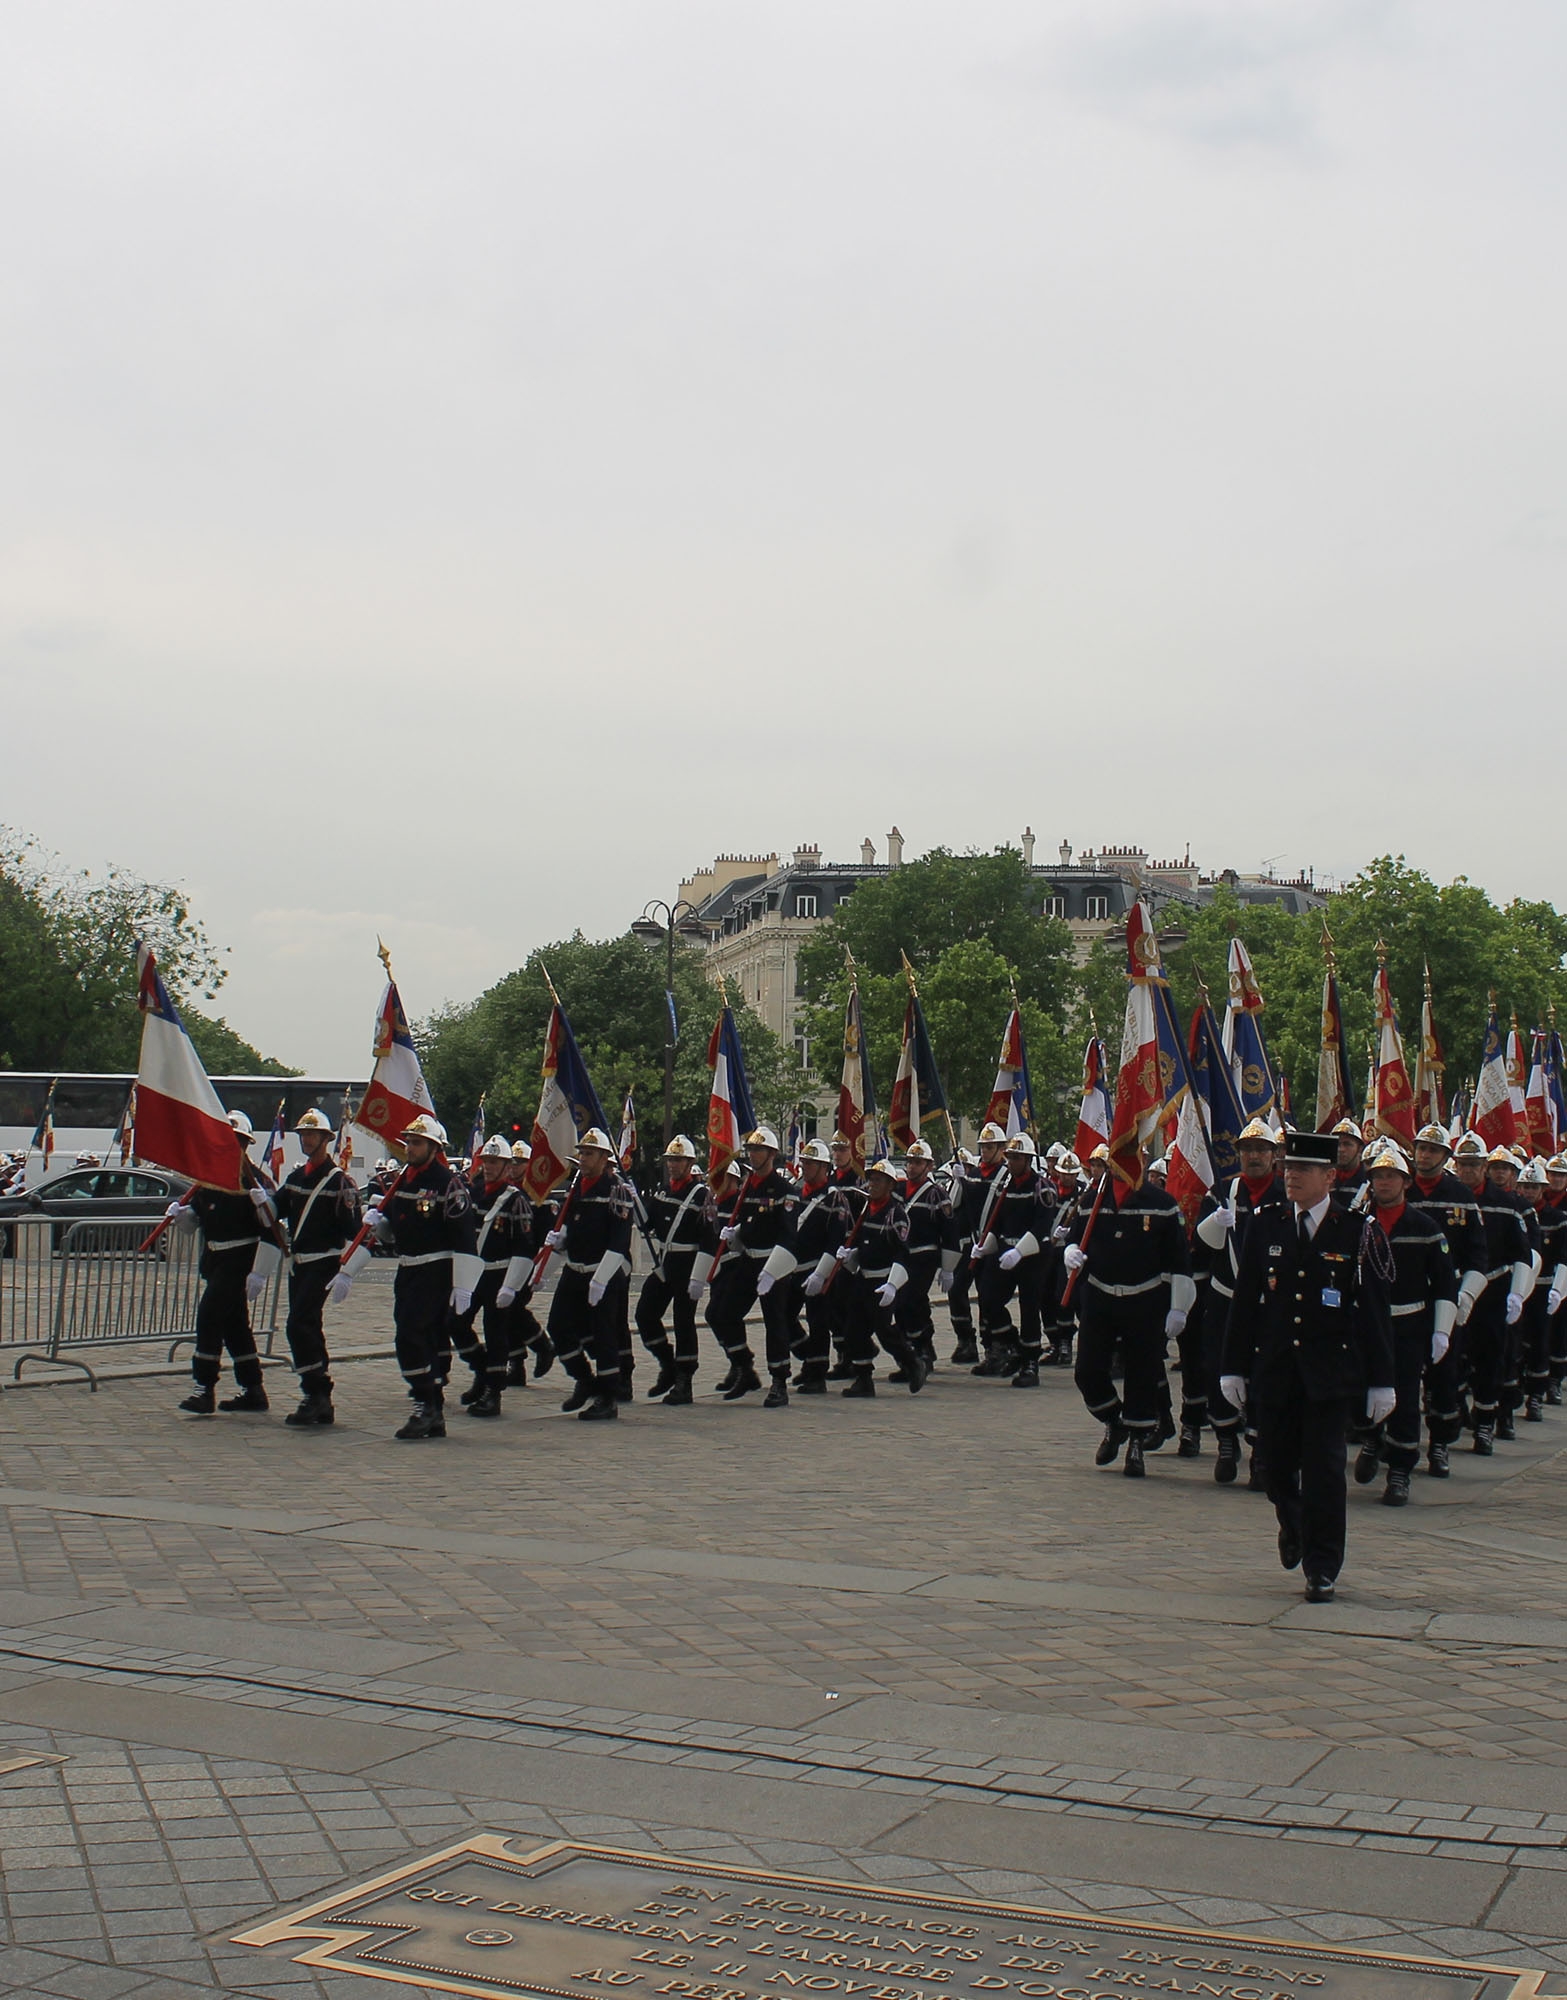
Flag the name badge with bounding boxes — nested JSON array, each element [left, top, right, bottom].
[[1268, 1244, 1284, 1258], [1321, 1287, 1342, 1308]]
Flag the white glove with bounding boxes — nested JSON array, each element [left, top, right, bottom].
[[835, 1246, 858, 1271], [1164, 1309, 1187, 1337], [876, 1282, 897, 1308], [756, 1270, 775, 1296], [972, 1233, 997, 1260], [367, 1193, 384, 1210], [544, 1228, 566, 1251], [496, 1286, 517, 1309], [1219, 1374, 1247, 1411], [720, 1224, 738, 1245], [1367, 1386, 1397, 1425], [937, 1269, 953, 1294], [687, 1276, 705, 1302], [1549, 1288, 1564, 1316], [588, 1278, 606, 1306], [164, 1199, 186, 1220], [244, 1272, 265, 1303], [1505, 1292, 1524, 1326], [803, 1271, 825, 1297], [1431, 1329, 1450, 1363], [365, 1208, 392, 1240], [249, 1185, 272, 1209], [1455, 1289, 1475, 1326], [998, 1247, 1022, 1271], [1062, 1243, 1088, 1274], [451, 1287, 473, 1314], [328, 1274, 352, 1305], [1214, 1203, 1236, 1231]]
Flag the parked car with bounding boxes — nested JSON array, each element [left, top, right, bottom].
[[0, 1167, 194, 1254]]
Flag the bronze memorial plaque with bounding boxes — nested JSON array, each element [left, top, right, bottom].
[[233, 1837, 1550, 2000]]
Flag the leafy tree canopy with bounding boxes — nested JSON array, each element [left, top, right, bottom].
[[417, 931, 804, 1155], [0, 830, 293, 1075]]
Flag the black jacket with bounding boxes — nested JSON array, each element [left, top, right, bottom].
[[1224, 1196, 1393, 1406], [274, 1159, 360, 1259]]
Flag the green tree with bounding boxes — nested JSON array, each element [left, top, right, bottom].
[[0, 830, 292, 1075], [417, 932, 803, 1160], [794, 848, 1079, 1133]]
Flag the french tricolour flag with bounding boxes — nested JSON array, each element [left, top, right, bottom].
[[352, 980, 436, 1154], [1472, 1005, 1517, 1150], [134, 943, 244, 1190]]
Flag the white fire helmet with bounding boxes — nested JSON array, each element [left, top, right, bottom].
[[977, 1122, 1008, 1146], [664, 1134, 698, 1161], [399, 1114, 448, 1147], [510, 1139, 533, 1162], [799, 1139, 833, 1164], [479, 1135, 512, 1161], [227, 1110, 256, 1142], [294, 1108, 333, 1135], [905, 1139, 935, 1163], [1518, 1156, 1549, 1186], [1414, 1123, 1451, 1151], [576, 1127, 613, 1155], [1004, 1132, 1037, 1160], [1364, 1140, 1411, 1176], [745, 1126, 780, 1152]]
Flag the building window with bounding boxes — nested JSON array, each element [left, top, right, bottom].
[[1042, 895, 1066, 920], [1085, 894, 1109, 921], [795, 894, 818, 919], [794, 1033, 812, 1070]]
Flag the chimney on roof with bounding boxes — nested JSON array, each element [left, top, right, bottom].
[[1059, 839, 1073, 865], [1021, 827, 1035, 866], [793, 843, 820, 869], [861, 838, 876, 866], [887, 826, 904, 867]]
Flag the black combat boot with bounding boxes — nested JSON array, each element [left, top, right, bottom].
[[459, 1374, 487, 1406], [466, 1384, 503, 1419], [1011, 1363, 1039, 1388], [561, 1359, 595, 1413], [722, 1359, 762, 1401], [284, 1386, 334, 1428], [1427, 1440, 1450, 1477], [1382, 1469, 1411, 1506], [1213, 1432, 1240, 1483], [578, 1384, 619, 1421], [1353, 1440, 1381, 1484], [1177, 1424, 1202, 1458], [395, 1399, 446, 1440], [1122, 1437, 1146, 1478], [951, 1337, 979, 1366], [219, 1384, 269, 1414], [647, 1354, 680, 1399], [178, 1386, 216, 1416], [1525, 1394, 1545, 1422], [795, 1365, 827, 1395], [763, 1370, 790, 1409], [1094, 1420, 1124, 1467], [529, 1335, 556, 1379], [1472, 1422, 1495, 1455], [662, 1368, 695, 1406], [841, 1370, 875, 1398]]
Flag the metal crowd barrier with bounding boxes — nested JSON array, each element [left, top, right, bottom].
[[1, 1218, 283, 1389]]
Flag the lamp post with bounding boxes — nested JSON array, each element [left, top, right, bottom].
[[630, 899, 707, 1149]]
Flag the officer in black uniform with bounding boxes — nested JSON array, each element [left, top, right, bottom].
[[1222, 1128, 1394, 1602], [1352, 1140, 1457, 1505], [1406, 1123, 1486, 1474], [635, 1134, 707, 1405], [366, 1114, 472, 1439], [174, 1110, 277, 1416], [894, 1140, 948, 1377], [1472, 1143, 1537, 1448], [972, 1133, 1057, 1387], [836, 1158, 925, 1397], [449, 1133, 533, 1419], [1067, 1152, 1192, 1476], [538, 1128, 634, 1421], [271, 1107, 361, 1427], [1192, 1118, 1287, 1486], [791, 1139, 847, 1394], [1517, 1156, 1559, 1421]]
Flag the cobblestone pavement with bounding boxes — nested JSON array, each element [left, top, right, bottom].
[[0, 1336, 1564, 1995]]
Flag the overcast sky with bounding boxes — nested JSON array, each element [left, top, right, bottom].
[[3, 1, 1564, 1076]]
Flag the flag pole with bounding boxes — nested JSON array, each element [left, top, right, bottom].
[[900, 948, 959, 1160], [1007, 968, 1038, 1144]]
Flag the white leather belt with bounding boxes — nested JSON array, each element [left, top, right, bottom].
[[398, 1252, 451, 1268], [1087, 1275, 1163, 1298]]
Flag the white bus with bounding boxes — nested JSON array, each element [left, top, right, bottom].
[[0, 1072, 372, 1184]]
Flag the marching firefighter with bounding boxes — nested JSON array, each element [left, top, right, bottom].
[[836, 1157, 925, 1397], [894, 1139, 948, 1377], [1221, 1129, 1394, 1604], [635, 1134, 708, 1405], [1332, 1119, 1367, 1197], [1192, 1118, 1288, 1486], [791, 1139, 848, 1393], [540, 1129, 634, 1421], [271, 1107, 361, 1427], [971, 1132, 1057, 1387], [174, 1110, 279, 1417], [364, 1115, 472, 1439], [1545, 1154, 1567, 1402], [505, 1139, 554, 1385], [706, 1127, 798, 1407], [1470, 1143, 1538, 1448], [1352, 1141, 1457, 1505], [961, 1124, 1014, 1375], [1406, 1123, 1485, 1474], [449, 1134, 533, 1419], [1517, 1156, 1561, 1421], [1067, 1149, 1193, 1476]]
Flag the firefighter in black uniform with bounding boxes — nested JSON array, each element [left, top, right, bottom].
[[791, 1139, 847, 1394], [1353, 1141, 1457, 1505], [540, 1128, 634, 1421], [1067, 1153, 1193, 1476], [895, 1139, 948, 1377], [1192, 1118, 1287, 1486], [1517, 1156, 1560, 1421], [174, 1110, 277, 1416], [1332, 1118, 1367, 1199], [1406, 1123, 1486, 1473], [1222, 1128, 1394, 1602], [824, 1132, 865, 1378], [959, 1125, 1013, 1374], [709, 1126, 798, 1407], [1544, 1153, 1567, 1402], [836, 1158, 925, 1397], [1473, 1144, 1537, 1448], [449, 1133, 533, 1419], [1043, 1148, 1091, 1366], [270, 1107, 361, 1427], [972, 1133, 1057, 1387], [636, 1134, 708, 1405], [947, 1129, 1003, 1365], [363, 1115, 471, 1438], [504, 1140, 554, 1385]]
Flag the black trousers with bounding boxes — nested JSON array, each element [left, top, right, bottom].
[[706, 1259, 759, 1360], [1465, 1285, 1506, 1419], [793, 1289, 833, 1372], [193, 1249, 262, 1389], [1424, 1339, 1462, 1446], [284, 1258, 335, 1389], [1203, 1284, 1247, 1437], [450, 1266, 514, 1384], [759, 1278, 796, 1372], [635, 1257, 699, 1367], [394, 1261, 452, 1398], [975, 1257, 1045, 1359], [1074, 1288, 1167, 1433], [1175, 1291, 1207, 1426], [1522, 1293, 1553, 1397], [843, 1278, 914, 1371], [947, 1250, 975, 1339], [547, 1267, 625, 1384], [1257, 1392, 1351, 1583], [1355, 1325, 1426, 1473], [895, 1251, 938, 1348]]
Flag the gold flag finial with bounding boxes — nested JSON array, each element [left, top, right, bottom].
[[538, 960, 562, 1008], [376, 936, 394, 981], [899, 949, 919, 996]]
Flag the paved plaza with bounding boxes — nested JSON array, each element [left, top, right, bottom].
[[0, 1319, 1564, 1997]]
